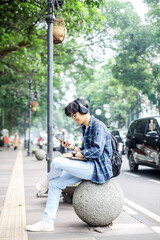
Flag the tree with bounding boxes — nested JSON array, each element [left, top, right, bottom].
[[0, 0, 106, 132], [98, 0, 160, 115], [111, 22, 160, 113], [75, 60, 141, 128]]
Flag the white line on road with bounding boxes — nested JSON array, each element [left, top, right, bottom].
[[151, 226, 160, 234], [123, 204, 160, 235], [124, 172, 140, 177], [123, 205, 137, 215], [124, 198, 160, 224], [148, 179, 160, 185]]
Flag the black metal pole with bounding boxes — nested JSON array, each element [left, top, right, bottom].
[[46, 1, 55, 172], [28, 80, 32, 156], [24, 111, 26, 149]]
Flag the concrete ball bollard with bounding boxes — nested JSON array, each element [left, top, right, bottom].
[[72, 178, 124, 227], [35, 150, 45, 161]]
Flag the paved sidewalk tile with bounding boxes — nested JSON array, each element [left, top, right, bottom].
[[0, 147, 28, 240], [0, 147, 18, 214]]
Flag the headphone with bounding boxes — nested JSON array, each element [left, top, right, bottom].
[[74, 98, 88, 114]]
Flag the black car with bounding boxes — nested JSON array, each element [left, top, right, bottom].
[[111, 129, 127, 154], [126, 116, 160, 172]]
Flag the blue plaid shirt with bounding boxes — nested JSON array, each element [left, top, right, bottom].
[[80, 115, 113, 184]]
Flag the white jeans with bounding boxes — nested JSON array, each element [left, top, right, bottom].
[[42, 156, 95, 224]]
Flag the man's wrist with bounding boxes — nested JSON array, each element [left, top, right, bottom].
[[72, 150, 77, 157], [72, 145, 75, 150]]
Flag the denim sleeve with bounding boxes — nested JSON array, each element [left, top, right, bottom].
[[81, 124, 108, 159]]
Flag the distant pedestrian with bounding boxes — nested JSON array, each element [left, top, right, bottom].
[[26, 98, 113, 232], [38, 136, 44, 149], [3, 135, 9, 148], [13, 134, 19, 150]]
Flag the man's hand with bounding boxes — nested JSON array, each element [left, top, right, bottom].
[[57, 139, 74, 150], [61, 152, 73, 158], [61, 152, 85, 160], [63, 141, 74, 150]]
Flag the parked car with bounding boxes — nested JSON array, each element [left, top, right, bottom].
[[111, 129, 127, 154], [126, 116, 160, 172]]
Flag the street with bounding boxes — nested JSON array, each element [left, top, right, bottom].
[[118, 155, 160, 226]]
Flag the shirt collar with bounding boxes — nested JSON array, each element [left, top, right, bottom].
[[81, 115, 95, 131]]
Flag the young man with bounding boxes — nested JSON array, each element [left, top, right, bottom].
[[26, 98, 113, 232]]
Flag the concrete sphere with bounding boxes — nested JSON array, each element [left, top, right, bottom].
[[35, 150, 45, 161], [72, 179, 124, 227]]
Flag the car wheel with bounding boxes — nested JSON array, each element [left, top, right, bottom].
[[128, 153, 138, 172]]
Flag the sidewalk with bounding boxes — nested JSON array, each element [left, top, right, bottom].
[[0, 146, 159, 240]]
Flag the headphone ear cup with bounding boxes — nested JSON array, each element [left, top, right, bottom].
[[81, 107, 88, 114], [75, 99, 88, 114]]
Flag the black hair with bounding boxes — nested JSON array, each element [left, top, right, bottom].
[[64, 98, 89, 117]]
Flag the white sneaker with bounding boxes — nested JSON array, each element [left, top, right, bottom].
[[26, 221, 54, 232], [35, 177, 49, 192]]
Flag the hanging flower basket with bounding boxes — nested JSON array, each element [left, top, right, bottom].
[[53, 19, 67, 44], [31, 107, 37, 112], [31, 101, 39, 107]]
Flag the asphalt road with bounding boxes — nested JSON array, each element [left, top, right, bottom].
[[118, 154, 160, 224]]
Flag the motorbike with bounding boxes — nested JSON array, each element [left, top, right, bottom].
[[38, 140, 44, 149]]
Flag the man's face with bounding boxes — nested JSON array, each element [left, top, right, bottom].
[[70, 112, 86, 125]]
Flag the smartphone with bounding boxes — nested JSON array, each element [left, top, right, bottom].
[[56, 137, 66, 144]]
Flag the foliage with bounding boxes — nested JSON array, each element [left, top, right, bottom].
[[76, 61, 141, 128], [75, 0, 160, 128], [0, 0, 105, 132], [111, 22, 160, 113], [0, 0, 160, 134]]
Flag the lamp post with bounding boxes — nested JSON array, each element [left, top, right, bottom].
[[27, 80, 40, 156], [28, 79, 33, 156], [16, 90, 27, 149], [16, 81, 40, 154], [46, 1, 55, 172], [24, 111, 28, 149], [45, 0, 65, 172]]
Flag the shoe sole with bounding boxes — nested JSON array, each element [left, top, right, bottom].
[[26, 229, 54, 232], [35, 184, 48, 192], [26, 227, 54, 232]]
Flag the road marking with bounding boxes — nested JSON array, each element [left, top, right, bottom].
[[124, 172, 140, 177], [151, 226, 160, 234], [149, 179, 160, 185], [0, 149, 28, 240], [124, 198, 160, 224], [123, 205, 137, 215], [123, 203, 160, 235]]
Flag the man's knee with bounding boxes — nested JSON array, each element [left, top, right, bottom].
[[49, 177, 67, 190], [51, 156, 63, 168]]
